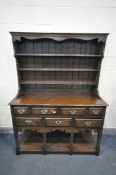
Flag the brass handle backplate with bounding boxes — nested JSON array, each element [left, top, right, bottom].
[[93, 110, 99, 115], [18, 109, 26, 114], [70, 110, 77, 115], [25, 120, 32, 123], [41, 109, 48, 114], [85, 121, 92, 126], [55, 120, 62, 125]]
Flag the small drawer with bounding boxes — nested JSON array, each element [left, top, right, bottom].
[[60, 108, 87, 115], [89, 108, 104, 116], [32, 108, 58, 115], [15, 117, 42, 127], [75, 119, 102, 128], [14, 107, 31, 115], [45, 118, 72, 127]]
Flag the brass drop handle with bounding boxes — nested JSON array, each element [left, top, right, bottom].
[[55, 120, 61, 125], [93, 110, 99, 115], [25, 120, 32, 124], [18, 109, 26, 114], [85, 121, 92, 126], [41, 109, 48, 114], [70, 110, 77, 115]]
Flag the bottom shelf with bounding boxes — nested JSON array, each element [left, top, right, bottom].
[[19, 143, 96, 153], [18, 129, 98, 153]]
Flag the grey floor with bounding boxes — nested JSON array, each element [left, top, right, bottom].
[[0, 133, 116, 175]]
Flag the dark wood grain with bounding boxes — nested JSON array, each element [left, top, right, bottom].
[[10, 92, 107, 106]]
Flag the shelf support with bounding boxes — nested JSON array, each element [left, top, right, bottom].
[[43, 133, 46, 154], [70, 133, 74, 155]]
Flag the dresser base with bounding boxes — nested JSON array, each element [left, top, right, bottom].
[[15, 129, 99, 155]]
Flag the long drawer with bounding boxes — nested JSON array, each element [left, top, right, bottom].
[[15, 117, 42, 127], [60, 108, 87, 115], [75, 119, 102, 128], [45, 118, 72, 127], [14, 107, 31, 114], [32, 107, 57, 115]]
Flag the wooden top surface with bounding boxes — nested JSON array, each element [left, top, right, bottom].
[[10, 92, 108, 106]]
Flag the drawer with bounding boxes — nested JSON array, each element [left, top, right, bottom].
[[89, 108, 104, 116], [32, 107, 58, 115], [75, 119, 102, 128], [45, 118, 72, 127], [15, 117, 42, 127], [14, 107, 31, 115], [60, 108, 87, 115]]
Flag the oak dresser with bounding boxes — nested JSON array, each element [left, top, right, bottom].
[[10, 32, 108, 155]]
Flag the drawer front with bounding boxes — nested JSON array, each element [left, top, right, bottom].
[[75, 119, 102, 128], [45, 118, 72, 127], [15, 117, 42, 127], [60, 108, 87, 115], [14, 107, 31, 115], [89, 108, 104, 116], [32, 108, 58, 115]]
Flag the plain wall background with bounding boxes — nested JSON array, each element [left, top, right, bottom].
[[0, 0, 116, 129]]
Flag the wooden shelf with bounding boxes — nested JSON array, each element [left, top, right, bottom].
[[15, 53, 103, 57], [18, 68, 99, 72], [19, 143, 43, 152], [19, 143, 96, 153], [19, 129, 97, 153], [20, 80, 97, 85]]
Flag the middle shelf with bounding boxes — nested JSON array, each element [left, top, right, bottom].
[[19, 80, 97, 85], [15, 53, 103, 57], [18, 68, 99, 72]]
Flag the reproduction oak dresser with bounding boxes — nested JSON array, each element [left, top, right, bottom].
[[10, 32, 108, 155]]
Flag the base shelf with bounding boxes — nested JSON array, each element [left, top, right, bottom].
[[18, 129, 98, 154], [19, 143, 96, 153]]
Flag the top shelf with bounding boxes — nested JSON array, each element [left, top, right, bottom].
[[15, 54, 103, 57]]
